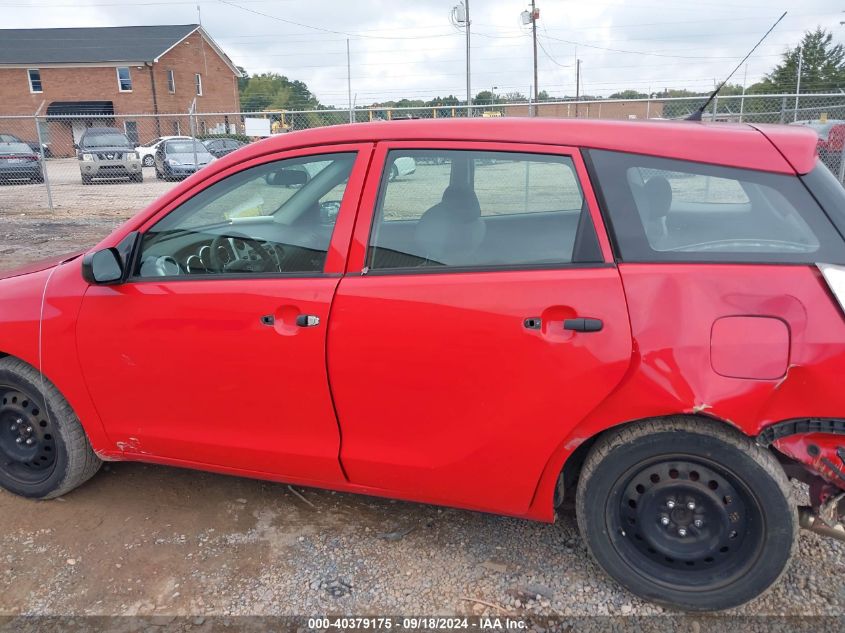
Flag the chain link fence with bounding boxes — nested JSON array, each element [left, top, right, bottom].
[[1, 92, 843, 215]]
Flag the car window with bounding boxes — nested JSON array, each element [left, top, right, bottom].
[[0, 142, 33, 154], [587, 149, 844, 263], [82, 133, 130, 148], [166, 140, 209, 154], [368, 149, 598, 270], [136, 152, 357, 278]]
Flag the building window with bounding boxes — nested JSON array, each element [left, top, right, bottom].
[[167, 69, 175, 93], [116, 66, 132, 92], [194, 73, 202, 96], [27, 69, 42, 93]]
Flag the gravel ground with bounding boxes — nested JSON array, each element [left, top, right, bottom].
[[0, 163, 843, 622]]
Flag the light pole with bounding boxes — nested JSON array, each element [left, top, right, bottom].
[[451, 1, 472, 117], [521, 2, 539, 114]]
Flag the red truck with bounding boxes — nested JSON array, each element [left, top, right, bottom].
[[1, 118, 844, 611]]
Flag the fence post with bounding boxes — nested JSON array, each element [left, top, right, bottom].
[[838, 139, 845, 185], [33, 103, 53, 212]]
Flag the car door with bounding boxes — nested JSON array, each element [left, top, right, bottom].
[[76, 144, 372, 484], [328, 141, 633, 515]]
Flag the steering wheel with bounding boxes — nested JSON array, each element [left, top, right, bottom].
[[209, 232, 281, 273]]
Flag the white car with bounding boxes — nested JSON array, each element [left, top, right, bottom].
[[135, 135, 193, 167]]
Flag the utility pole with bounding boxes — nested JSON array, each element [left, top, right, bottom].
[[575, 58, 581, 118], [793, 47, 803, 122], [347, 39, 354, 124], [531, 1, 538, 110], [521, 3, 540, 114], [465, 0, 471, 117]]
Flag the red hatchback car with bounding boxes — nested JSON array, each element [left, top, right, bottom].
[[1, 118, 844, 611]]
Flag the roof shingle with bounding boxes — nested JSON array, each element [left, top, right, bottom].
[[0, 24, 200, 65]]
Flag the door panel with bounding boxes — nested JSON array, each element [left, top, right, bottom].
[[78, 278, 345, 482], [329, 268, 632, 514]]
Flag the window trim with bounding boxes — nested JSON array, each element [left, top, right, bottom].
[[349, 140, 612, 276], [166, 69, 176, 93], [194, 73, 203, 96], [27, 68, 42, 93], [122, 143, 374, 281], [116, 66, 132, 92]]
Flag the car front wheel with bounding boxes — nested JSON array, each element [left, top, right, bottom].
[[575, 417, 796, 611], [0, 357, 101, 499]]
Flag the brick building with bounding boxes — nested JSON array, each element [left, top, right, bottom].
[[0, 24, 241, 156]]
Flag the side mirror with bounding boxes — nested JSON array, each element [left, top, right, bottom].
[[81, 248, 124, 284], [264, 168, 308, 187]]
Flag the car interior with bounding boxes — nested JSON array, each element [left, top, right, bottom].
[[368, 151, 603, 269], [137, 153, 356, 277]]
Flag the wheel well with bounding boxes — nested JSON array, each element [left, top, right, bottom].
[[556, 414, 763, 506]]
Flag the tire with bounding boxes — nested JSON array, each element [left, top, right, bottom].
[[0, 357, 101, 499], [130, 172, 143, 183], [81, 174, 92, 185], [575, 417, 796, 611], [154, 167, 162, 180], [142, 155, 154, 167]]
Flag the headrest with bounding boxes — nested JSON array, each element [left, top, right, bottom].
[[643, 176, 672, 220]]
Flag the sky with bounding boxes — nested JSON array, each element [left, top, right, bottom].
[[1, 0, 842, 107]]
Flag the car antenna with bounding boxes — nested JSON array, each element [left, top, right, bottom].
[[686, 11, 787, 121]]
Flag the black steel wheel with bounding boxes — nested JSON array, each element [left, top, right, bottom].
[[0, 357, 100, 499], [0, 387, 58, 486], [575, 417, 796, 611]]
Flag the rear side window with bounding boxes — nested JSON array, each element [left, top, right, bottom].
[[587, 149, 844, 264], [368, 149, 602, 270]]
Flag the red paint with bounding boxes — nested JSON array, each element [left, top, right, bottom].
[[710, 316, 790, 380], [0, 118, 841, 522]]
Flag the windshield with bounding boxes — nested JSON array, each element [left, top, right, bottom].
[[166, 141, 209, 154], [0, 142, 33, 154], [82, 133, 131, 148]]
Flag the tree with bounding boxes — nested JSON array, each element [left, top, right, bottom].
[[537, 90, 550, 101], [760, 27, 845, 93], [239, 73, 321, 111], [609, 89, 648, 100]]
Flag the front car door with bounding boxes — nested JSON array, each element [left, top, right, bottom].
[[76, 144, 372, 484], [329, 142, 633, 515]]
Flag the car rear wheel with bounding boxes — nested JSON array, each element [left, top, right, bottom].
[[0, 357, 101, 499], [142, 155, 154, 167], [575, 417, 796, 611]]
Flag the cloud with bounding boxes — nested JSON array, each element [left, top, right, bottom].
[[2, 0, 842, 106]]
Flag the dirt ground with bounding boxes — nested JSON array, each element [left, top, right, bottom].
[[0, 161, 844, 621]]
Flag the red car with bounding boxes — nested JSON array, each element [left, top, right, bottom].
[[1, 119, 844, 611]]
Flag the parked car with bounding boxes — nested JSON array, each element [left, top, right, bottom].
[[135, 135, 193, 167], [0, 142, 43, 183], [202, 137, 247, 159], [792, 119, 845, 173], [0, 133, 50, 158], [2, 118, 845, 612], [154, 139, 215, 180], [76, 127, 142, 184]]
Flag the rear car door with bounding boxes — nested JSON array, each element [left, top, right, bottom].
[[328, 142, 633, 515], [76, 144, 372, 483]]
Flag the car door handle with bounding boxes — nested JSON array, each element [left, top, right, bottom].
[[563, 318, 603, 332], [295, 314, 321, 328]]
